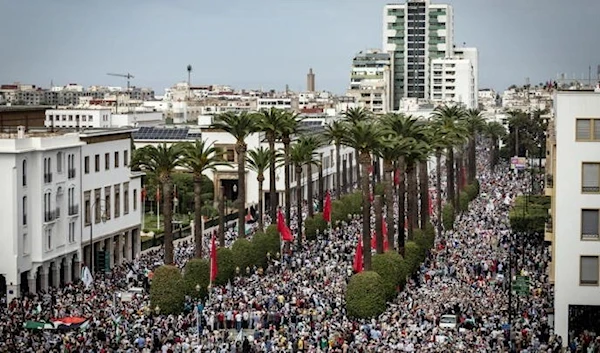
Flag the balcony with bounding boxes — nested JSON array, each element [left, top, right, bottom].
[[68, 168, 76, 179], [545, 174, 553, 196], [44, 209, 59, 222], [44, 173, 53, 184], [68, 204, 79, 216]]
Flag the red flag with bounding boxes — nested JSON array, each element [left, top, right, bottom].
[[323, 191, 332, 223], [404, 217, 408, 230], [382, 220, 388, 237], [141, 187, 147, 201], [394, 168, 400, 185], [368, 165, 374, 175], [369, 192, 374, 203], [371, 230, 377, 249], [210, 235, 218, 282], [383, 236, 389, 251], [353, 238, 363, 273], [277, 210, 293, 242]]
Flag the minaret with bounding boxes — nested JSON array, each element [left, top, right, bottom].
[[307, 68, 315, 92]]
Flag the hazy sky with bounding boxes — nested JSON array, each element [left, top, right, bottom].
[[0, 0, 598, 94]]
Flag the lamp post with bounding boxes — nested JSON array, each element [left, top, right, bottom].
[[89, 200, 107, 274]]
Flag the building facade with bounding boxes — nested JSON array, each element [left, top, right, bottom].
[[550, 89, 600, 344], [383, 0, 454, 110], [347, 50, 391, 114], [430, 57, 476, 108]]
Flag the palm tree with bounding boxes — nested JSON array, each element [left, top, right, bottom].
[[426, 125, 446, 236], [323, 120, 347, 200], [289, 139, 314, 247], [280, 112, 304, 226], [300, 134, 323, 219], [431, 105, 468, 214], [484, 121, 507, 171], [256, 108, 287, 220], [246, 147, 275, 232], [464, 109, 486, 183], [342, 121, 382, 271], [405, 140, 430, 240], [211, 112, 258, 238], [343, 108, 370, 189], [132, 143, 182, 264], [180, 139, 230, 258]]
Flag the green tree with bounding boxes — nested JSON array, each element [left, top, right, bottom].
[[280, 112, 304, 226], [345, 271, 387, 319], [464, 109, 486, 183], [132, 143, 182, 264], [323, 120, 347, 200], [289, 138, 319, 246], [246, 147, 276, 231], [484, 121, 507, 171], [343, 108, 371, 187], [182, 259, 210, 300], [150, 265, 184, 315], [211, 112, 258, 238]]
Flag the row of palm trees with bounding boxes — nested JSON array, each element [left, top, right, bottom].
[[133, 106, 506, 268]]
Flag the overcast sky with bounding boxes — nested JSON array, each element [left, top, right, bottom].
[[0, 0, 597, 94]]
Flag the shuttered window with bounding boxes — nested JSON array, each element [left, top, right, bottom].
[[582, 163, 600, 193], [580, 256, 599, 285], [581, 209, 600, 239], [577, 119, 591, 140]]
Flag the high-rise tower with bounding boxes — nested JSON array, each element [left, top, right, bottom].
[[307, 68, 315, 92], [383, 0, 454, 110]]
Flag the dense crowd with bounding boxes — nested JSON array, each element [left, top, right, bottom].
[[0, 150, 577, 352]]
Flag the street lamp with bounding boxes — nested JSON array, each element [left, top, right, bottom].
[[89, 200, 107, 274]]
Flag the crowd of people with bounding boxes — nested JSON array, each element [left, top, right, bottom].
[[0, 150, 575, 352]]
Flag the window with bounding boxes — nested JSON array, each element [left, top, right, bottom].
[[123, 182, 129, 215], [22, 196, 27, 225], [84, 191, 91, 225], [68, 154, 76, 179], [133, 189, 138, 211], [104, 186, 111, 219], [23, 234, 28, 255], [114, 151, 119, 168], [124, 150, 129, 166], [44, 192, 52, 222], [576, 118, 600, 141], [57, 152, 63, 173], [43, 158, 52, 183], [22, 160, 27, 186], [95, 155, 100, 172], [94, 189, 101, 223], [105, 153, 110, 170], [46, 228, 52, 250], [582, 163, 600, 193], [85, 156, 90, 174], [68, 222, 75, 243], [114, 184, 120, 218], [580, 256, 599, 285], [582, 209, 600, 240]]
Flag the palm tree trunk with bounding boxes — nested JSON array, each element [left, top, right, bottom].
[[307, 163, 314, 219], [406, 162, 418, 241], [359, 152, 372, 271], [355, 150, 361, 189], [284, 138, 292, 226], [318, 164, 324, 212], [258, 177, 264, 232], [446, 148, 455, 214], [342, 159, 348, 195], [436, 150, 443, 236], [468, 136, 476, 183], [236, 142, 247, 238], [162, 180, 174, 265], [193, 175, 203, 258], [454, 153, 461, 211], [218, 191, 225, 247], [419, 160, 429, 230], [268, 137, 277, 221], [375, 195, 383, 254], [383, 159, 395, 250], [335, 143, 341, 199], [397, 159, 406, 256], [295, 165, 303, 247], [348, 156, 354, 191]]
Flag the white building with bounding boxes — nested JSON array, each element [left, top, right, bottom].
[[0, 127, 141, 301], [346, 50, 391, 114], [257, 98, 297, 111], [45, 108, 163, 129], [430, 56, 476, 108], [550, 89, 600, 344]]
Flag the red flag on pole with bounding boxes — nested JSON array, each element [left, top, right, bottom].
[[394, 168, 400, 185], [210, 235, 218, 282], [323, 191, 332, 223], [371, 230, 377, 249], [353, 238, 363, 273], [277, 209, 293, 242]]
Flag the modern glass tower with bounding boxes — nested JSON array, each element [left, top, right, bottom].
[[383, 0, 454, 110]]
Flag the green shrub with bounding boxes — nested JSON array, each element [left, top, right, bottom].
[[252, 232, 281, 268], [265, 224, 279, 238], [231, 238, 258, 274], [182, 259, 210, 300], [442, 203, 455, 231], [372, 252, 405, 300], [473, 179, 480, 195], [215, 247, 236, 286], [465, 184, 478, 201], [345, 271, 387, 319], [150, 265, 185, 315], [413, 229, 430, 258], [509, 195, 550, 233], [404, 241, 423, 274], [305, 213, 328, 241], [459, 191, 470, 212], [374, 183, 385, 196]]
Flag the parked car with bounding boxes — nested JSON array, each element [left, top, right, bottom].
[[439, 314, 458, 329]]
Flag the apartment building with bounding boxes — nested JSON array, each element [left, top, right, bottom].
[[0, 127, 141, 301], [346, 49, 391, 114], [549, 89, 600, 343], [383, 0, 454, 110], [430, 56, 476, 108]]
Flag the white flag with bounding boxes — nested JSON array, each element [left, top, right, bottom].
[[81, 266, 93, 289], [235, 329, 243, 342]]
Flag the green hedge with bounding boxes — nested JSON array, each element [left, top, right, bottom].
[[252, 232, 281, 268], [374, 183, 385, 196], [442, 203, 455, 230], [150, 265, 185, 315], [331, 192, 362, 225], [265, 224, 279, 238], [404, 241, 423, 274], [459, 191, 471, 212], [215, 247, 236, 286], [509, 195, 550, 233], [372, 251, 407, 300], [305, 213, 328, 241], [182, 259, 210, 300], [345, 271, 387, 319], [231, 238, 258, 275]]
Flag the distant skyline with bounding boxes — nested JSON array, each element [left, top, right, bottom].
[[0, 0, 599, 94]]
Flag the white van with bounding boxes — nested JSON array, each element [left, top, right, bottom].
[[439, 314, 458, 329]]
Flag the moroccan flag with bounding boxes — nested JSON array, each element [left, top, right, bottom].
[[277, 209, 293, 242], [323, 191, 332, 223], [382, 220, 388, 237], [141, 187, 147, 201], [394, 169, 400, 185], [353, 239, 363, 273], [210, 235, 218, 282], [383, 236, 389, 251], [371, 230, 377, 249]]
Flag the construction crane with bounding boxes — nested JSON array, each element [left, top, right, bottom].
[[107, 73, 135, 91]]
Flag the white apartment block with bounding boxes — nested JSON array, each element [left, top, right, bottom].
[[550, 89, 600, 344], [346, 49, 391, 114], [383, 0, 454, 110], [45, 109, 163, 129], [257, 98, 298, 111], [430, 57, 476, 108], [0, 127, 141, 302]]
